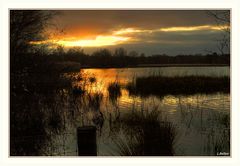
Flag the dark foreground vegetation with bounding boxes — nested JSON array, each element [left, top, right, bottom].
[[111, 110, 176, 156], [10, 53, 73, 155], [10, 10, 74, 155], [126, 75, 230, 97], [107, 82, 122, 101]]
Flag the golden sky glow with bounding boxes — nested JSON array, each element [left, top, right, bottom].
[[31, 24, 228, 48], [30, 35, 131, 47], [113, 25, 228, 34], [56, 35, 130, 47], [113, 28, 148, 35], [159, 25, 228, 32]]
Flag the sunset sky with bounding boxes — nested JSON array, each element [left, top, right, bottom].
[[40, 10, 229, 56]]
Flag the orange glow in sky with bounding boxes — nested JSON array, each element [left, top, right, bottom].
[[31, 24, 228, 48], [55, 35, 130, 47]]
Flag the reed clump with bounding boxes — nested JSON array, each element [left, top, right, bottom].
[[113, 109, 176, 156], [107, 82, 122, 101], [126, 75, 230, 97]]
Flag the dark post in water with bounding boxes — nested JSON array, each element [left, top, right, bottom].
[[77, 126, 97, 156]]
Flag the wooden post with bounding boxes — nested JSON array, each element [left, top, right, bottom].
[[77, 126, 97, 156]]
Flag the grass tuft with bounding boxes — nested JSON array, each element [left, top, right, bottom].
[[112, 109, 176, 156]]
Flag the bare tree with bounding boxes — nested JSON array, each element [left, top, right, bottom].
[[10, 10, 59, 94], [206, 11, 230, 27], [10, 10, 56, 57], [114, 48, 128, 57], [206, 10, 230, 55]]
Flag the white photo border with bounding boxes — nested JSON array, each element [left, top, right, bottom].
[[1, 0, 240, 166]]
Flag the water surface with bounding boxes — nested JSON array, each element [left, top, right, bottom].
[[46, 66, 230, 156]]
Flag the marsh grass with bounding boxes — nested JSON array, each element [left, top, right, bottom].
[[10, 93, 69, 155], [210, 112, 230, 155], [72, 85, 86, 95], [107, 82, 122, 101], [219, 114, 230, 128], [87, 92, 103, 110], [126, 75, 230, 97], [112, 131, 144, 156], [112, 109, 177, 156], [214, 131, 230, 155]]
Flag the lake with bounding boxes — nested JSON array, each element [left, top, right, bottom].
[[47, 66, 230, 156]]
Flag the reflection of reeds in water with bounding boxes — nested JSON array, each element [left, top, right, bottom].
[[72, 85, 85, 95], [12, 67, 230, 156], [71, 74, 105, 133], [87, 93, 103, 110], [177, 95, 230, 155], [206, 112, 230, 155], [107, 82, 122, 101], [70, 73, 104, 112], [111, 109, 177, 156], [89, 76, 96, 84], [204, 125, 230, 156], [11, 69, 106, 155], [68, 72, 98, 95]]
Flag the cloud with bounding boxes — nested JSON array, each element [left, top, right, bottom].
[[38, 10, 230, 55], [33, 24, 224, 55], [50, 10, 226, 38]]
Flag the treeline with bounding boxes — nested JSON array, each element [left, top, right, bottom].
[[39, 47, 230, 68]]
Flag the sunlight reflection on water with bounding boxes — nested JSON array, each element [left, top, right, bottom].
[[80, 67, 230, 156], [55, 67, 230, 156]]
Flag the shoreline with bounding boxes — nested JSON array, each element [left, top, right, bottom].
[[57, 61, 230, 72], [80, 63, 229, 69]]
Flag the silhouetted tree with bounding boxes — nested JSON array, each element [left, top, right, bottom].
[[206, 11, 230, 30], [128, 51, 139, 57], [140, 53, 145, 57], [92, 49, 112, 57], [10, 10, 56, 57], [114, 47, 127, 57], [10, 10, 71, 155], [66, 47, 86, 62], [206, 10, 230, 55]]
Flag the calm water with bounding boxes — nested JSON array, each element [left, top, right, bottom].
[[49, 67, 230, 156]]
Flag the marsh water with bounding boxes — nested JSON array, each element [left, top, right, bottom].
[[41, 66, 230, 156]]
